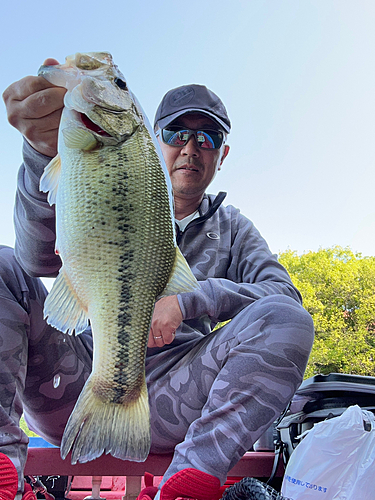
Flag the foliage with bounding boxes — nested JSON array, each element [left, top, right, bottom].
[[279, 246, 375, 378], [20, 415, 38, 437]]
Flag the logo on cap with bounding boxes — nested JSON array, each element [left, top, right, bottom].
[[169, 86, 195, 107]]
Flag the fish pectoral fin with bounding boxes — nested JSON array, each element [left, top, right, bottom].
[[39, 154, 62, 206], [43, 266, 89, 335], [62, 126, 98, 151], [159, 246, 200, 298]]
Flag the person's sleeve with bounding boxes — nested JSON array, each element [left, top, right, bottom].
[[14, 140, 61, 277], [178, 217, 302, 324]]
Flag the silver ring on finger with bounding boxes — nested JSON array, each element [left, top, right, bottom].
[[153, 335, 163, 339]]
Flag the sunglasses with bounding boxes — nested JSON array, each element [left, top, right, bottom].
[[156, 127, 225, 150]]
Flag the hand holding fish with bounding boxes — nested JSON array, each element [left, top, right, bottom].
[[2, 58, 66, 157], [148, 296, 183, 347]]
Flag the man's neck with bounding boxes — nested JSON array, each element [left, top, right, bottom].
[[174, 195, 203, 221]]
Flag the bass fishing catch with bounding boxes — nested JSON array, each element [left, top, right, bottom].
[[38, 52, 199, 464]]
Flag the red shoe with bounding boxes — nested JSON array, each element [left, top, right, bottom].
[[160, 468, 221, 500], [136, 472, 158, 500], [0, 453, 18, 500], [22, 484, 37, 500]]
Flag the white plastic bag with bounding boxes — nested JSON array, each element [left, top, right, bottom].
[[281, 405, 375, 499]]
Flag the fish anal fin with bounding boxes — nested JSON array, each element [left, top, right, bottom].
[[43, 267, 88, 335], [39, 155, 62, 205], [62, 127, 97, 151], [159, 246, 199, 298]]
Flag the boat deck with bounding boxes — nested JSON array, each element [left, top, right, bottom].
[[26, 442, 284, 500]]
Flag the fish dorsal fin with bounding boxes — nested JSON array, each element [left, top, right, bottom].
[[159, 246, 199, 298], [39, 154, 62, 206], [43, 266, 89, 335], [62, 126, 97, 150]]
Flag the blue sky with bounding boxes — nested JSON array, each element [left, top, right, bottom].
[[1, 0, 375, 260]]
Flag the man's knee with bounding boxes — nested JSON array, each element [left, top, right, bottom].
[[0, 246, 24, 303], [0, 245, 17, 274], [245, 295, 314, 337], [233, 296, 314, 371], [0, 245, 46, 314]]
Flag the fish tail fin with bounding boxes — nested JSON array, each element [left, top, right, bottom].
[[60, 378, 150, 464]]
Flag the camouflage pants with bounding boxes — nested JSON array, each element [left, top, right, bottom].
[[0, 246, 314, 496]]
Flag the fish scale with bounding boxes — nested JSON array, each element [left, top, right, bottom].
[[38, 52, 199, 464]]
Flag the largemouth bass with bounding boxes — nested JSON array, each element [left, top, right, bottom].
[[38, 52, 199, 464]]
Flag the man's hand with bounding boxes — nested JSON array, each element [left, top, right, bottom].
[[148, 295, 183, 347], [2, 58, 66, 158]]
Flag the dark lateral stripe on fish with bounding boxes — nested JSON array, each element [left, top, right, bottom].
[[112, 198, 138, 404], [111, 367, 144, 404], [109, 146, 138, 405]]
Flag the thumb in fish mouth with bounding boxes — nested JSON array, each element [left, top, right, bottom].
[[42, 58, 60, 66]]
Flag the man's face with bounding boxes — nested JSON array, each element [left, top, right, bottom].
[[157, 113, 229, 200]]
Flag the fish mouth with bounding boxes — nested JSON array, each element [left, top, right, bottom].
[[80, 113, 111, 137]]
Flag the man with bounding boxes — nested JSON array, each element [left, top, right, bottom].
[[1, 60, 314, 500]]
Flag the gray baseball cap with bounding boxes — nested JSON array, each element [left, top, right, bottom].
[[154, 84, 231, 133]]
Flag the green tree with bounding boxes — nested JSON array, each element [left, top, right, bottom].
[[20, 416, 38, 437], [279, 246, 375, 378]]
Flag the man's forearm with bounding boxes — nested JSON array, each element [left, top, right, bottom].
[[14, 140, 60, 277], [178, 275, 301, 324]]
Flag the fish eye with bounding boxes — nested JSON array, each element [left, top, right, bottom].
[[114, 78, 127, 90]]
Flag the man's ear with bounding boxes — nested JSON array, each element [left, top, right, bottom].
[[219, 145, 230, 167]]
